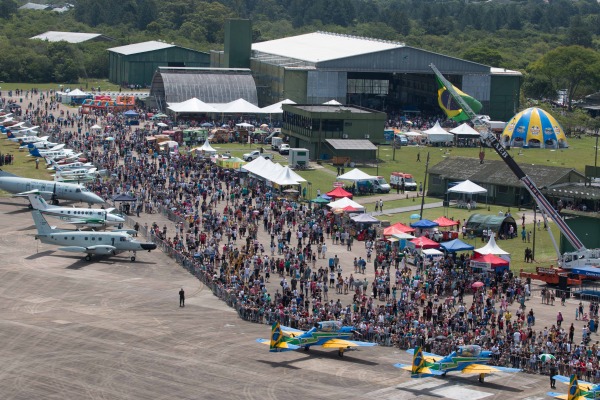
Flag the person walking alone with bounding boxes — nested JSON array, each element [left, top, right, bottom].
[[179, 287, 185, 307]]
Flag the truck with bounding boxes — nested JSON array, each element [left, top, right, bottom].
[[279, 144, 290, 155], [431, 63, 600, 275], [271, 137, 283, 151], [242, 150, 273, 162], [390, 172, 417, 191]]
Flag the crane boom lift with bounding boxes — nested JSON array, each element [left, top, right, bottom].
[[429, 64, 600, 270]]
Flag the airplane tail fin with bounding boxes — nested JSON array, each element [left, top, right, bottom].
[[31, 210, 54, 235], [270, 322, 284, 350], [568, 374, 581, 400], [411, 346, 426, 374], [27, 193, 50, 211], [29, 148, 42, 158]]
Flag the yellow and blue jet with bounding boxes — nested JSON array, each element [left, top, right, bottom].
[[257, 321, 376, 357], [394, 345, 520, 383], [549, 374, 598, 399]]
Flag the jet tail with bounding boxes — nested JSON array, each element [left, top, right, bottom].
[[27, 193, 50, 211], [568, 374, 581, 400], [270, 322, 284, 350], [31, 210, 56, 235]]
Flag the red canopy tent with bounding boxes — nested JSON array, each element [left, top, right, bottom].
[[326, 187, 353, 199], [383, 222, 415, 236], [410, 236, 439, 249], [433, 216, 459, 227], [470, 253, 509, 272]]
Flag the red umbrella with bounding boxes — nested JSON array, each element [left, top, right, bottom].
[[472, 281, 484, 288]]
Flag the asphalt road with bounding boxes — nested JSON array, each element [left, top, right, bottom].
[[0, 198, 559, 399]]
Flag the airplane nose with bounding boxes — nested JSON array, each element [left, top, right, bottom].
[[87, 193, 104, 204], [141, 243, 157, 251]]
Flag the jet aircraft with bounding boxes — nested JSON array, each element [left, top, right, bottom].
[[26, 192, 124, 228], [31, 210, 156, 262], [0, 169, 104, 205], [394, 345, 520, 383], [549, 374, 598, 399], [257, 321, 376, 356]]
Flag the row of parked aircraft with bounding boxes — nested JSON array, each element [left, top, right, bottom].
[[260, 322, 585, 398], [1, 114, 156, 262]]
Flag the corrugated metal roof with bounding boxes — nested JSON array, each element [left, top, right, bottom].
[[429, 156, 582, 188], [30, 31, 103, 44], [151, 68, 258, 105], [490, 67, 522, 76], [19, 2, 49, 10], [294, 105, 371, 114], [252, 32, 403, 63], [108, 41, 175, 55], [326, 139, 377, 150]]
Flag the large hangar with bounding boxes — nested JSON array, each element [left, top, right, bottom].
[[250, 32, 521, 120]]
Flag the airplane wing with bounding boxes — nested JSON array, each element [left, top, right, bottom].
[[461, 364, 521, 374], [554, 375, 596, 391], [50, 144, 65, 151], [14, 190, 54, 197], [406, 348, 444, 362], [393, 363, 445, 375], [320, 338, 377, 349], [58, 245, 117, 254], [278, 325, 305, 338], [255, 338, 300, 351]]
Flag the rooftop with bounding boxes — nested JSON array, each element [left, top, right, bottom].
[[30, 31, 108, 44], [252, 31, 404, 64], [545, 182, 600, 200], [292, 105, 373, 114], [326, 139, 377, 151], [108, 41, 175, 56], [429, 156, 584, 188]]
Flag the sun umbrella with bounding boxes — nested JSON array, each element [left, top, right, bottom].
[[471, 281, 484, 288], [156, 122, 168, 127], [105, 136, 115, 141], [410, 213, 421, 219], [539, 354, 556, 362], [283, 189, 299, 193]]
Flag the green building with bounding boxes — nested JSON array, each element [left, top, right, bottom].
[[249, 32, 521, 120], [282, 104, 385, 160], [428, 157, 585, 207], [108, 41, 210, 87]]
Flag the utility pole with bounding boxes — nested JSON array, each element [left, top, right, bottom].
[[419, 152, 430, 220]]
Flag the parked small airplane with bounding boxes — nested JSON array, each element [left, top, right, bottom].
[[394, 345, 520, 383], [17, 138, 57, 149], [549, 374, 597, 399], [31, 210, 156, 262], [26, 192, 124, 228], [6, 132, 47, 144], [0, 169, 104, 205], [257, 321, 377, 356], [28, 145, 80, 162], [47, 159, 95, 171]]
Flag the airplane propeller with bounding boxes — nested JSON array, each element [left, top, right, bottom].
[[51, 183, 58, 205]]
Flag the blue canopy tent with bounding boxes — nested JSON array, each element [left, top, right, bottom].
[[123, 110, 139, 117], [410, 219, 439, 229], [440, 238, 475, 253]]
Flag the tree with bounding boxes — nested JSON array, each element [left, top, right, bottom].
[[566, 15, 593, 48], [462, 47, 504, 67], [529, 46, 600, 110]]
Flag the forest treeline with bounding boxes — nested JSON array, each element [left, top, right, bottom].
[[1, 0, 600, 106]]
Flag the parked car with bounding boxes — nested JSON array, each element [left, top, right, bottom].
[[279, 144, 290, 155], [243, 150, 273, 162]]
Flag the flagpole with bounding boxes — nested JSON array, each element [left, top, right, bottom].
[[419, 152, 430, 221]]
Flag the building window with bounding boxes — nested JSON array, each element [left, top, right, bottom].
[[497, 185, 509, 194]]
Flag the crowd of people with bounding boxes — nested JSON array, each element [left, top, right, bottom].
[[4, 88, 600, 383]]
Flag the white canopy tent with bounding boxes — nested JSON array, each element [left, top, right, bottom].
[[450, 123, 480, 137], [448, 180, 487, 195], [235, 122, 255, 128], [68, 88, 90, 97], [337, 168, 375, 181], [475, 235, 510, 255], [90, 124, 102, 130], [323, 99, 342, 105], [242, 156, 272, 175], [218, 98, 263, 114], [260, 99, 296, 114], [167, 98, 219, 113], [328, 197, 365, 210], [423, 121, 454, 143], [404, 131, 424, 137], [196, 139, 217, 155], [351, 213, 380, 223], [273, 166, 307, 185]]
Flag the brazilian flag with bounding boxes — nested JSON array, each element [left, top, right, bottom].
[[435, 76, 482, 122]]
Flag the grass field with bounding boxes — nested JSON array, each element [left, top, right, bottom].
[[0, 79, 144, 93]]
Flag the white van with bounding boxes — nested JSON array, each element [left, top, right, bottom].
[[390, 172, 417, 191]]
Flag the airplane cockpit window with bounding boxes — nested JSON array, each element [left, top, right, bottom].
[[318, 321, 342, 332], [457, 345, 481, 357], [75, 189, 81, 193]]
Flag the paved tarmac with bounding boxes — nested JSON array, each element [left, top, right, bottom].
[[0, 197, 573, 400]]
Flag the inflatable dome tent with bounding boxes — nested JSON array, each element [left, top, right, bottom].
[[502, 107, 568, 149]]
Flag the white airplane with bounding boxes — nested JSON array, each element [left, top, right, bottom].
[[6, 132, 48, 144], [26, 192, 124, 228], [0, 169, 104, 205], [8, 125, 39, 134], [53, 169, 99, 183], [18, 139, 57, 149], [28, 146, 79, 161], [47, 159, 95, 171], [31, 210, 156, 262]]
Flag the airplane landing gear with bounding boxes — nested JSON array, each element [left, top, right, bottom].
[[85, 254, 91, 261], [131, 252, 136, 262], [478, 373, 485, 383]]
